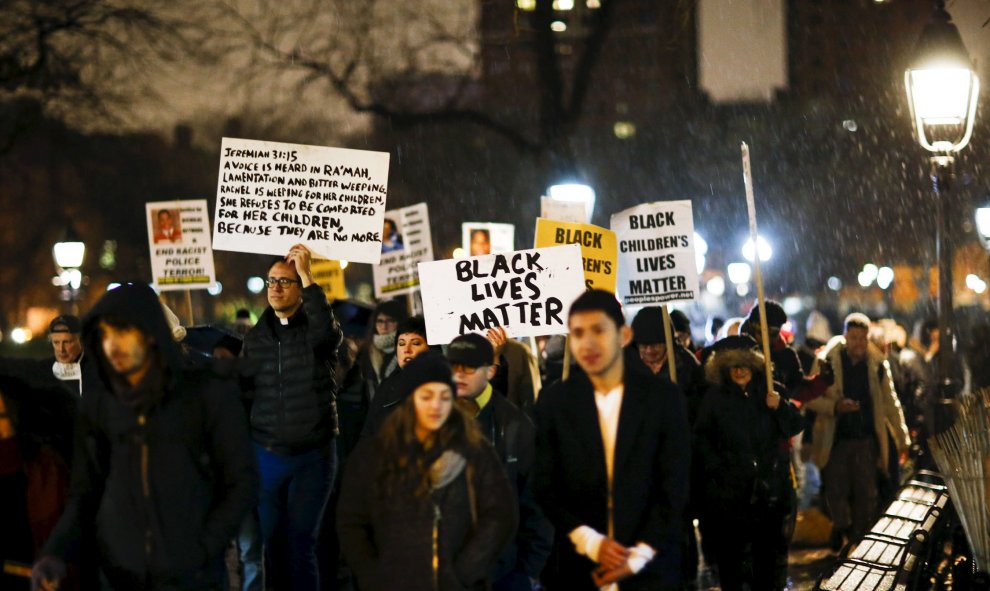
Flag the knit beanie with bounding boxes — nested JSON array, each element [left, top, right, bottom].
[[396, 351, 455, 401], [745, 300, 788, 328]]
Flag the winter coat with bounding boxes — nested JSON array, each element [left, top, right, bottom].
[[361, 368, 404, 439], [242, 284, 343, 453], [694, 346, 804, 511], [624, 342, 704, 424], [808, 336, 910, 470], [534, 366, 690, 590], [43, 284, 258, 590], [477, 392, 553, 581], [337, 437, 518, 591]]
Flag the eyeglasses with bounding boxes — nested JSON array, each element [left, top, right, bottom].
[[265, 277, 301, 289], [451, 364, 482, 376], [375, 317, 398, 327]]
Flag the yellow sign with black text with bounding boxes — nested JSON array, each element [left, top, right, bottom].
[[535, 218, 617, 292], [312, 259, 347, 302]]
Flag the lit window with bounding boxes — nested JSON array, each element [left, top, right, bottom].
[[613, 121, 636, 139], [517, 0, 536, 10], [587, 0, 602, 7], [554, 0, 575, 9], [550, 20, 567, 32]]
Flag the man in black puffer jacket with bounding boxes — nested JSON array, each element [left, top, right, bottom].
[[32, 283, 258, 591], [242, 244, 343, 591]]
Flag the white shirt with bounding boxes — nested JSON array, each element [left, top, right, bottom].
[[568, 384, 655, 589]]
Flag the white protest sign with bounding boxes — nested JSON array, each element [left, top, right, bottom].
[[540, 196, 588, 224], [418, 244, 586, 345], [610, 200, 700, 306], [461, 222, 514, 256], [146, 200, 217, 291], [212, 137, 390, 264], [373, 203, 435, 298]]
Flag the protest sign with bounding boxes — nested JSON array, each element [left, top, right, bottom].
[[373, 203, 434, 298], [534, 218, 617, 292], [212, 137, 390, 264], [146, 200, 217, 291], [418, 244, 585, 344], [461, 222, 514, 256], [610, 201, 700, 306], [540, 196, 588, 224], [312, 259, 346, 301]]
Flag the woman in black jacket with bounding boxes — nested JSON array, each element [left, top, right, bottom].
[[337, 352, 517, 591], [693, 335, 804, 591]]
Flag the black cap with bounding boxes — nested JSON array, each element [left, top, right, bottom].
[[631, 307, 668, 345], [745, 301, 788, 328], [669, 309, 691, 333], [397, 352, 455, 401], [49, 315, 81, 335], [447, 333, 495, 368]]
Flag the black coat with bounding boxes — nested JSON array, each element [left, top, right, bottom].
[[360, 368, 403, 440], [337, 437, 518, 591], [242, 284, 343, 453], [477, 393, 553, 581], [533, 367, 690, 590], [693, 380, 803, 512], [43, 284, 258, 589]]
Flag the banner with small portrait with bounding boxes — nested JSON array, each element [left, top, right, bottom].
[[212, 137, 390, 264], [535, 218, 617, 292], [610, 200, 700, 306], [418, 244, 586, 344], [373, 203, 435, 298], [146, 200, 217, 291], [460, 222, 514, 256]]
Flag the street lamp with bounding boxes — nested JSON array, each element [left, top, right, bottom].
[[548, 182, 595, 223], [905, 0, 979, 416], [53, 227, 86, 314]]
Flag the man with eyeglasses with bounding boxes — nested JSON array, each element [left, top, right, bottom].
[[447, 333, 553, 591], [241, 244, 343, 591]]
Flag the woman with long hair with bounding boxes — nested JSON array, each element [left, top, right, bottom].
[[338, 352, 517, 591]]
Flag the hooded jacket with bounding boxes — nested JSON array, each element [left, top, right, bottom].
[[807, 336, 910, 470], [693, 343, 804, 509], [43, 284, 258, 589], [242, 284, 343, 453]]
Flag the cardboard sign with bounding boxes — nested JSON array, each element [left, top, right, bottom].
[[312, 259, 346, 301], [540, 196, 588, 224], [373, 203, 435, 298], [146, 200, 217, 291], [212, 137, 390, 264], [610, 201, 700, 306], [535, 218, 617, 292], [461, 222, 514, 256], [418, 244, 586, 344]]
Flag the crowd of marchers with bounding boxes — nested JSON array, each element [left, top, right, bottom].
[[1, 243, 963, 591]]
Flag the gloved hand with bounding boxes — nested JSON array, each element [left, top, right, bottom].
[[31, 555, 66, 591]]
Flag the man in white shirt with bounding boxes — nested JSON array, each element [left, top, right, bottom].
[[534, 290, 690, 590]]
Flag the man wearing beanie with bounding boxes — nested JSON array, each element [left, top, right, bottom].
[[447, 333, 552, 591], [628, 307, 702, 421], [0, 315, 98, 398], [667, 309, 696, 353]]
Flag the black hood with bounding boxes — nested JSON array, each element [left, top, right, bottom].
[[82, 283, 186, 390]]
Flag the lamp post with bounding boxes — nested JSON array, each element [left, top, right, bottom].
[[53, 228, 86, 315], [905, 0, 979, 419]]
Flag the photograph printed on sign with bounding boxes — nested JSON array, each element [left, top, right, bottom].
[[152, 209, 183, 244], [461, 222, 514, 256], [381, 216, 404, 254]]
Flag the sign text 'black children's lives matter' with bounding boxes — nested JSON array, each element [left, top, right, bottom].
[[212, 137, 390, 264], [610, 200, 700, 306], [418, 244, 586, 345]]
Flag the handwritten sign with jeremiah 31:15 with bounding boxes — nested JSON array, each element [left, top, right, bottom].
[[212, 137, 391, 264]]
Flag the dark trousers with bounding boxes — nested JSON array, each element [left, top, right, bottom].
[[823, 438, 878, 542], [255, 441, 337, 591], [707, 502, 790, 591]]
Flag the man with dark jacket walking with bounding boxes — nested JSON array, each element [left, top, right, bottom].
[[447, 333, 553, 591], [31, 283, 258, 590], [242, 244, 344, 590], [534, 290, 690, 591]]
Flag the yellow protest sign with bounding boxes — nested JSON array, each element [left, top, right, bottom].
[[311, 259, 347, 302], [535, 218, 617, 292]]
